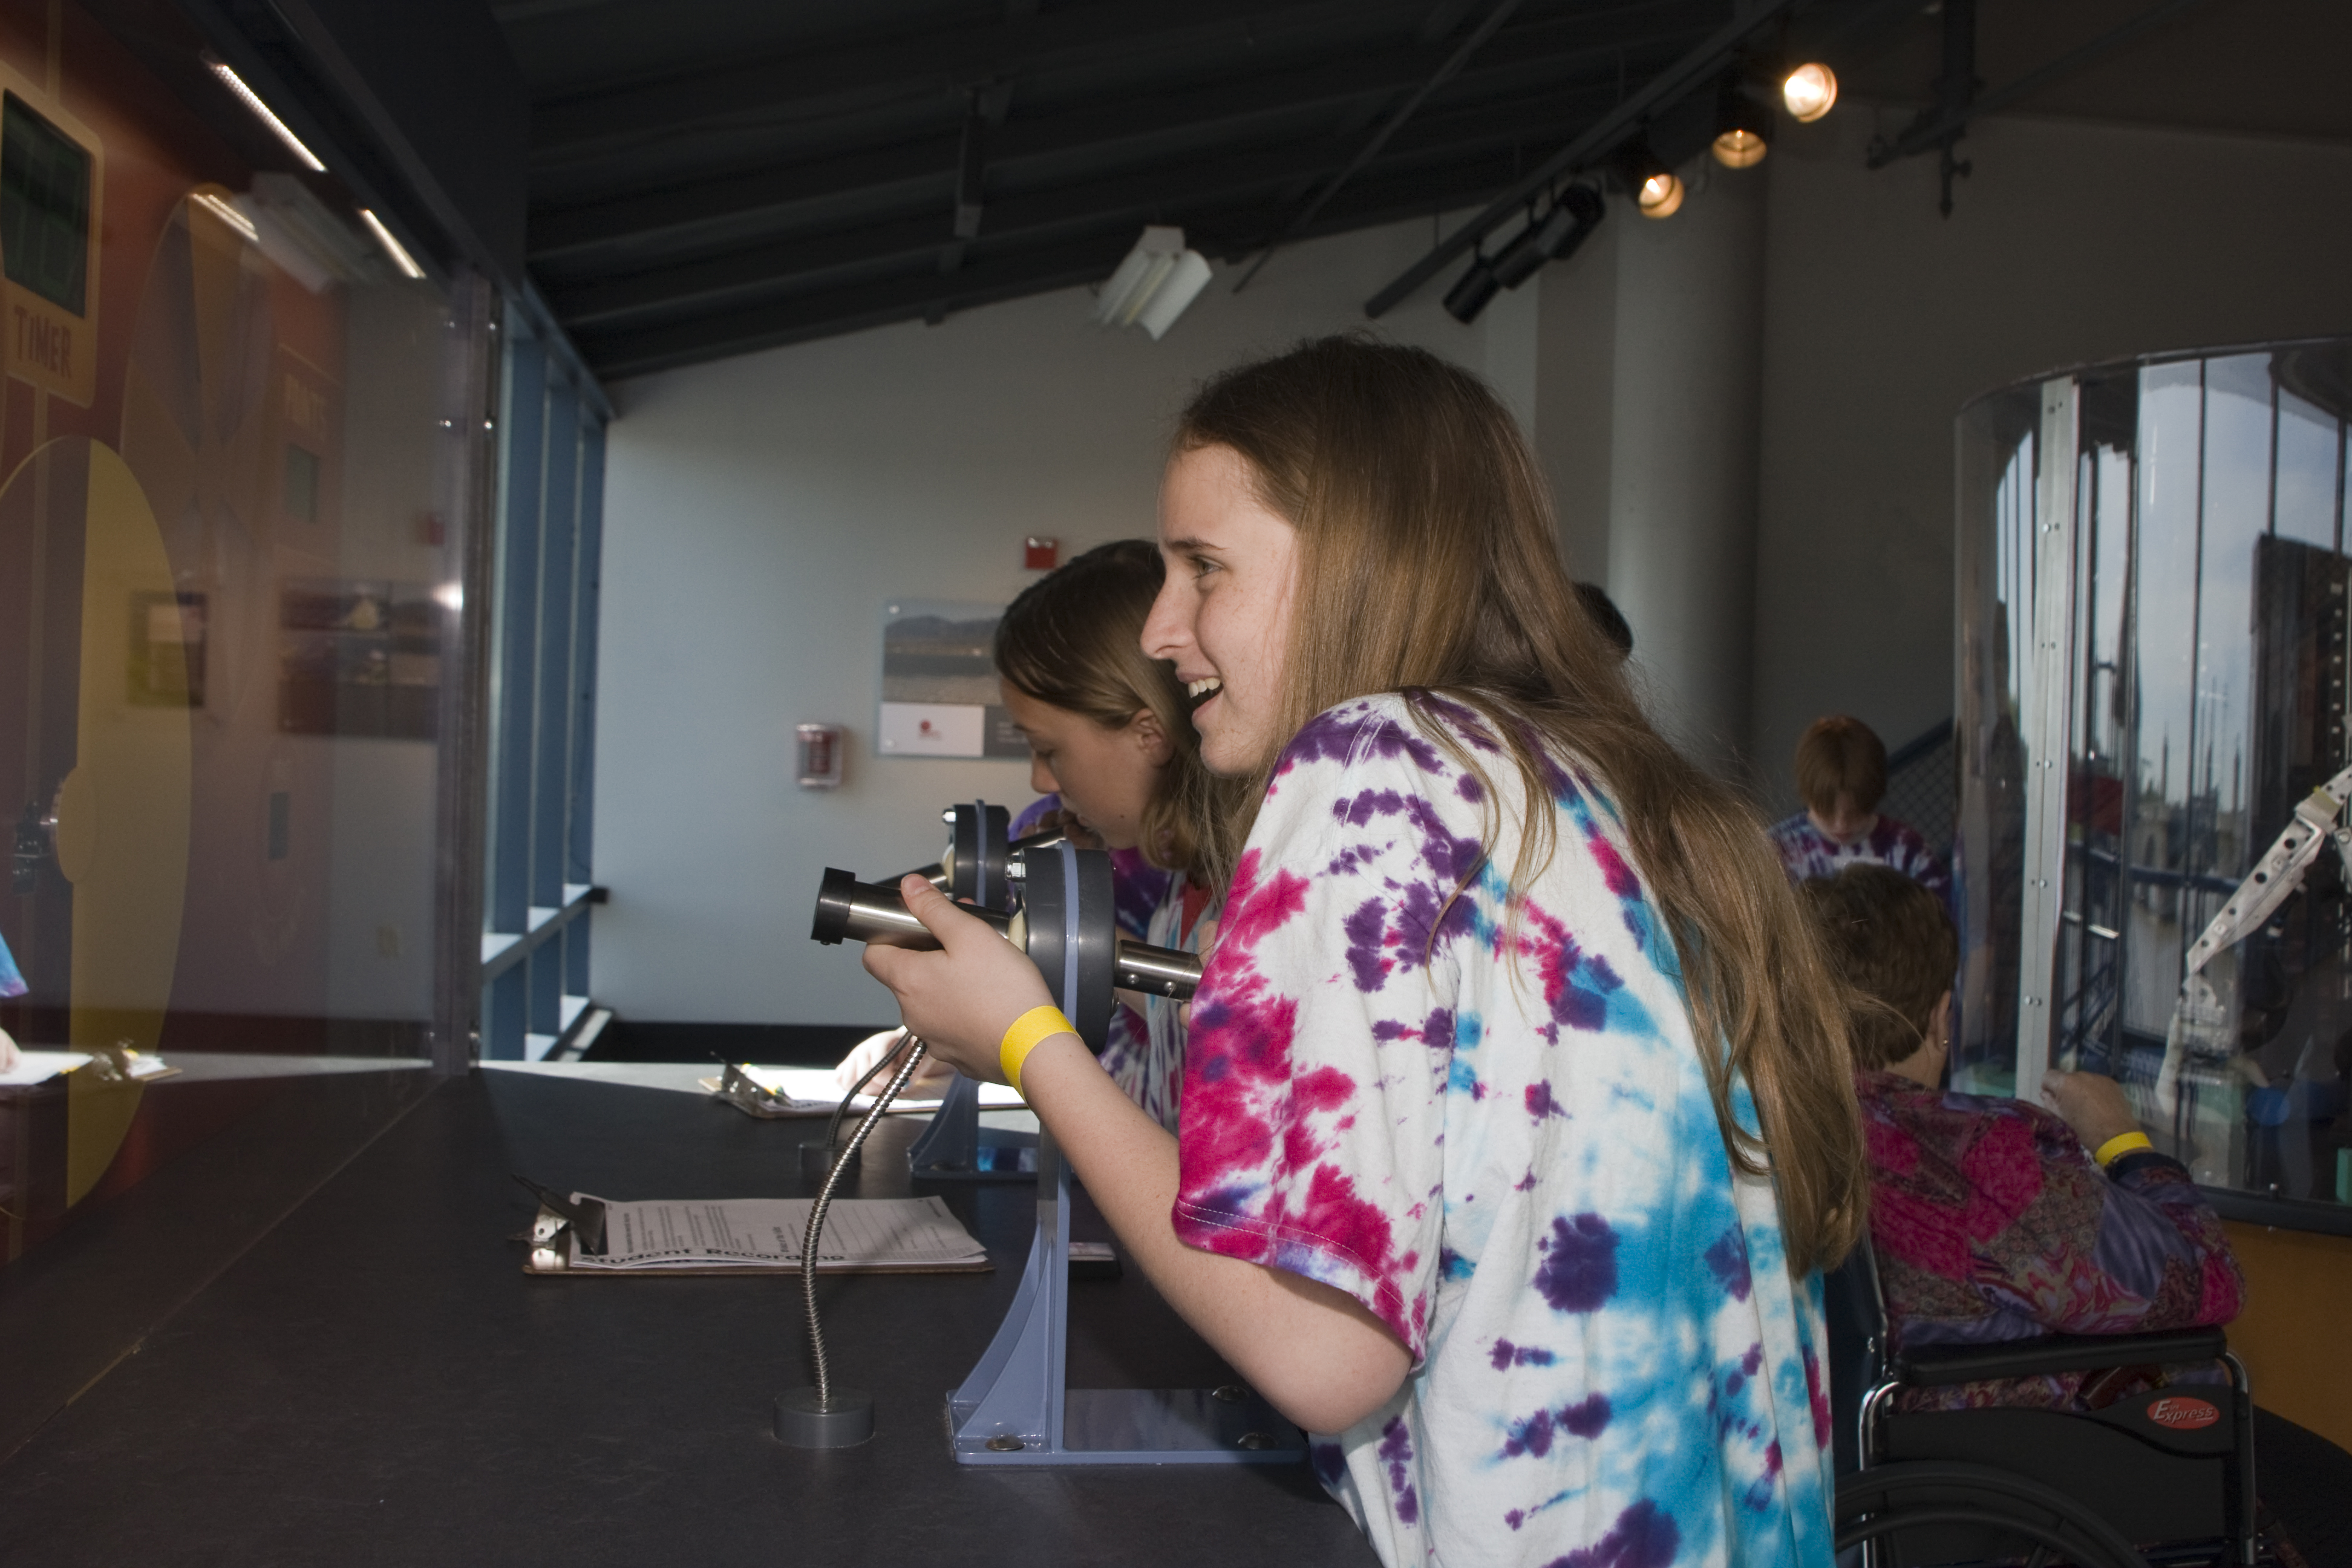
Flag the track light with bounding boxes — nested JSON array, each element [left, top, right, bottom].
[[1711, 77, 1772, 169], [1490, 186, 1606, 290], [1617, 143, 1684, 220], [1091, 226, 1212, 340], [1442, 252, 1501, 324], [1781, 61, 1838, 123]]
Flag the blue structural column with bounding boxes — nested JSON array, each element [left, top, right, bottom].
[[564, 420, 606, 1001], [486, 336, 547, 1059], [528, 381, 580, 1042]]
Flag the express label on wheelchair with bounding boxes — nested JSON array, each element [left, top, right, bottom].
[[2145, 1396, 2221, 1431]]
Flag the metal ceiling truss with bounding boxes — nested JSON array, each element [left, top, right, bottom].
[[501, 0, 1871, 375], [577, 146, 1563, 379]]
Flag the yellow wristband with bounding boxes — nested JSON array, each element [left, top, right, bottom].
[[999, 1005, 1074, 1095], [2094, 1130, 2153, 1168]]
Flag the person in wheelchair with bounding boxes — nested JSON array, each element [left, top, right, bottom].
[[1802, 864, 2245, 1413]]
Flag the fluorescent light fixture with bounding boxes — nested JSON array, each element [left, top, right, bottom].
[[205, 56, 327, 172], [358, 207, 426, 279], [190, 189, 258, 243], [1091, 226, 1212, 341]]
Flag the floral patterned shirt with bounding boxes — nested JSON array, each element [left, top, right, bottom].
[[1857, 1071, 2244, 1411], [1767, 814, 1949, 904], [1174, 693, 1834, 1568]]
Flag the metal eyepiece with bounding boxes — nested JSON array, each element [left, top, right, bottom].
[[808, 866, 1200, 1001], [812, 867, 1010, 949]]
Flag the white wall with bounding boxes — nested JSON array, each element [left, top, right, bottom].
[[1746, 107, 2352, 811], [594, 108, 2352, 1025], [592, 215, 1527, 1025]]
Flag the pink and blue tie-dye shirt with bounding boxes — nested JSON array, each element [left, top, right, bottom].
[[1174, 693, 1834, 1568]]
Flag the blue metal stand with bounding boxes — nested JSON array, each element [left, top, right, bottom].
[[946, 1131, 1304, 1465], [905, 1072, 1036, 1180]]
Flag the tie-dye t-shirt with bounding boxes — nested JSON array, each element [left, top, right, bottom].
[[1766, 814, 1948, 906], [1174, 693, 1833, 1568]]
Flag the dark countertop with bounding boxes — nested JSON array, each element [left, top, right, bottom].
[[0, 1066, 1377, 1567]]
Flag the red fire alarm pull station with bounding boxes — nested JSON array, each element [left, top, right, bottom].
[[796, 724, 844, 789], [1024, 536, 1059, 570]]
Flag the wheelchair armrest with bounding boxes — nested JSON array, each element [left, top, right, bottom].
[[1892, 1327, 2229, 1387]]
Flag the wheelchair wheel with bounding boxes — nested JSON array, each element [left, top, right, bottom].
[[1837, 1460, 2151, 1568]]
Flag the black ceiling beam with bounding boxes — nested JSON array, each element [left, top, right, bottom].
[[526, 24, 1703, 264], [529, 0, 1425, 159], [529, 43, 1441, 260], [1233, 0, 1524, 291], [575, 143, 1563, 379], [578, 234, 1134, 379], [543, 79, 1625, 330]]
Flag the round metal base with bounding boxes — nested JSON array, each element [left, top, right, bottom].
[[775, 1387, 875, 1448]]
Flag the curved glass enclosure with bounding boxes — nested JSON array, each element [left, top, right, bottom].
[[1957, 339, 2352, 1230]]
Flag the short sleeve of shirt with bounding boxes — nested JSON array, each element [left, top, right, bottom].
[[1172, 705, 1466, 1358]]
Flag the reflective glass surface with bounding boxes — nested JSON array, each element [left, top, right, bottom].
[[1957, 342, 2352, 1217], [0, 6, 488, 1278]]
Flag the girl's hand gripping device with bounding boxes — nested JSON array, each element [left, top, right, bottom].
[[811, 852, 1203, 1050], [806, 840, 1301, 1466]]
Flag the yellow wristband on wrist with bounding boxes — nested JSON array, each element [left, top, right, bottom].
[[999, 1005, 1074, 1095], [2094, 1130, 2153, 1168]]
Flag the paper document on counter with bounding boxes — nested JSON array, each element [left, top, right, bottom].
[[569, 1194, 987, 1272], [697, 1065, 1025, 1115]]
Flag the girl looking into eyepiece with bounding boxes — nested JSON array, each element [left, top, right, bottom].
[[994, 538, 1221, 1129], [862, 338, 1863, 1568]]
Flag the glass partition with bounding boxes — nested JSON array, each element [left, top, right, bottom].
[[0, 0, 491, 1294], [1956, 340, 2352, 1230]]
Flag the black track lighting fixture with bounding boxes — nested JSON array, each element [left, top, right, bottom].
[[1442, 248, 1502, 324], [1490, 185, 1606, 290], [1615, 140, 1684, 220], [1711, 74, 1773, 169]]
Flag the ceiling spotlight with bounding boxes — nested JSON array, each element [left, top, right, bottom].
[[1490, 185, 1606, 290], [1442, 252, 1501, 324], [1618, 143, 1684, 220], [1092, 225, 1212, 340], [1711, 78, 1772, 169], [204, 54, 327, 172], [1781, 62, 1838, 123]]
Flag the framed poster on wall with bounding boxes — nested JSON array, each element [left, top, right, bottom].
[[878, 599, 1027, 760]]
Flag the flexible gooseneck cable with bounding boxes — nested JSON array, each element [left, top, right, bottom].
[[820, 1028, 914, 1157], [802, 1035, 930, 1411]]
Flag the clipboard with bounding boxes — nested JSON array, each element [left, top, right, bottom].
[[516, 1184, 993, 1277]]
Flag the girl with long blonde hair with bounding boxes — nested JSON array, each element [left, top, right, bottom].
[[865, 337, 1864, 1568]]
